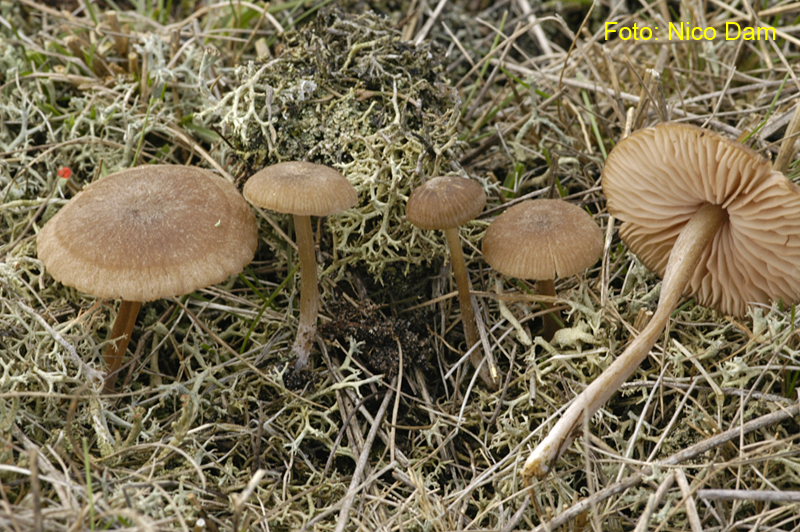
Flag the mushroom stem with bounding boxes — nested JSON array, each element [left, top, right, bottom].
[[292, 214, 320, 370], [103, 299, 142, 393], [538, 279, 561, 341], [523, 203, 728, 482], [444, 227, 498, 389]]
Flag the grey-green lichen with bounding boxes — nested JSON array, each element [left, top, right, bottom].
[[201, 9, 475, 280]]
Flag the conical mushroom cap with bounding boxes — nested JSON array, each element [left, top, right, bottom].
[[603, 123, 800, 316], [37, 165, 258, 302], [243, 161, 357, 217], [406, 175, 487, 230], [482, 199, 603, 280]]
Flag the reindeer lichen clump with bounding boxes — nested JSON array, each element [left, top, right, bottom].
[[201, 10, 482, 281]]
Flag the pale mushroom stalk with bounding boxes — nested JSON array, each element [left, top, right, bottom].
[[103, 300, 142, 392], [405, 175, 498, 389], [243, 161, 357, 371], [292, 214, 319, 370], [523, 203, 727, 482], [443, 226, 494, 387]]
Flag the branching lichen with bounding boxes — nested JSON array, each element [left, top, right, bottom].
[[201, 9, 475, 280]]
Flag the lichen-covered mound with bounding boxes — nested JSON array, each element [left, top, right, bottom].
[[203, 9, 469, 279]]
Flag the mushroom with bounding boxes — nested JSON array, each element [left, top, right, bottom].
[[523, 123, 800, 482], [37, 165, 258, 392], [482, 199, 604, 341], [405, 175, 497, 389], [243, 161, 357, 370]]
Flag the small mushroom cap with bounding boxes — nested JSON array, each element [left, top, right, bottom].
[[482, 199, 603, 280], [603, 122, 800, 316], [406, 175, 487, 230], [243, 161, 357, 217], [37, 165, 258, 302]]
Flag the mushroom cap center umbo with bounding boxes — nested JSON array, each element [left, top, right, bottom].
[[37, 165, 258, 302], [603, 122, 800, 316], [482, 199, 603, 280]]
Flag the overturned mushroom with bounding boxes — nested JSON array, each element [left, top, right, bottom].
[[37, 165, 258, 392], [243, 161, 357, 370], [523, 123, 800, 482]]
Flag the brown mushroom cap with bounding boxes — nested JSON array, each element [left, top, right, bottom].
[[37, 165, 258, 302], [243, 161, 357, 216], [482, 199, 603, 280], [406, 175, 487, 230], [603, 123, 800, 316]]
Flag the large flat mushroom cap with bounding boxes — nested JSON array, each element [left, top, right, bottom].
[[37, 165, 258, 302], [243, 161, 357, 217], [482, 199, 603, 280], [406, 175, 487, 230], [603, 123, 800, 316]]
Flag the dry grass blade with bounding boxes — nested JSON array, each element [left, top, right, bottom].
[[697, 489, 800, 503]]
